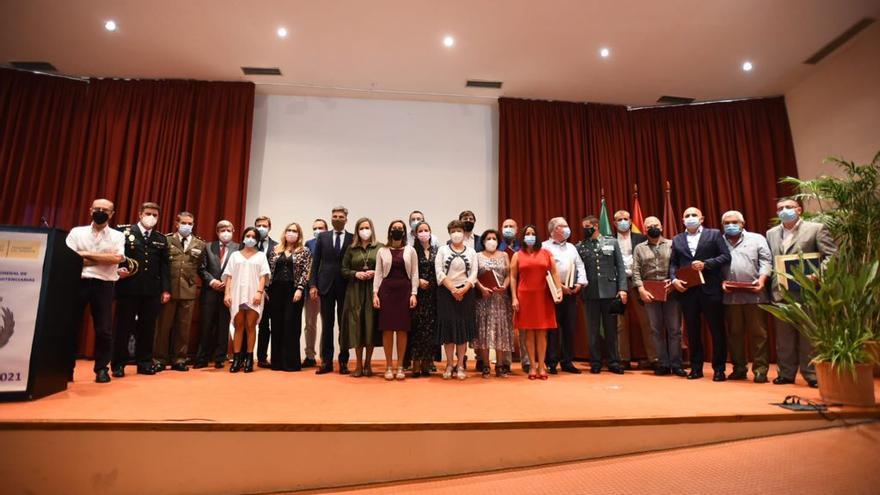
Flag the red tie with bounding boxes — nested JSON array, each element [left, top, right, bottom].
[[220, 244, 226, 263]]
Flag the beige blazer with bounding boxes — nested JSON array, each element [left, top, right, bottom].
[[765, 219, 837, 301], [373, 245, 419, 295]]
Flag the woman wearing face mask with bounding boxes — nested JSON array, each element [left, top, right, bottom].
[[373, 220, 419, 380], [510, 225, 561, 380], [266, 223, 312, 372], [435, 220, 479, 380], [342, 218, 383, 377], [473, 229, 513, 378], [223, 227, 271, 373], [410, 221, 438, 377]]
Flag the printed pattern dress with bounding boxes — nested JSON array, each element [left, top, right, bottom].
[[473, 253, 514, 351], [411, 244, 438, 361]]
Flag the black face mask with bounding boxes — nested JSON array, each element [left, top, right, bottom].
[[583, 227, 596, 238], [647, 227, 662, 238], [462, 221, 475, 232], [91, 210, 110, 225], [331, 219, 346, 231], [390, 230, 405, 241]]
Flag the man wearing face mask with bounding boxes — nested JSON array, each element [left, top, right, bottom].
[[669, 207, 731, 381], [254, 216, 277, 368], [153, 212, 206, 372], [194, 220, 239, 369], [407, 210, 438, 248], [310, 206, 354, 374], [66, 198, 126, 383], [542, 217, 587, 374], [111, 202, 171, 377], [498, 218, 529, 372], [302, 218, 328, 368], [613, 210, 656, 370], [577, 215, 627, 374], [766, 198, 836, 387], [458, 210, 484, 252]]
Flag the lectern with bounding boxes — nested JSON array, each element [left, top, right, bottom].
[[0, 226, 81, 400]]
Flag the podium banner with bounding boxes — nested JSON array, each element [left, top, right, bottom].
[[0, 231, 48, 392]]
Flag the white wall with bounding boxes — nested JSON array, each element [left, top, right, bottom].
[[786, 23, 880, 179]]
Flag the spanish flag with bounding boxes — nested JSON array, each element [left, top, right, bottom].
[[631, 184, 645, 234]]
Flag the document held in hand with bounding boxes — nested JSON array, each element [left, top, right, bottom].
[[546, 271, 562, 302], [478, 269, 502, 290], [643, 279, 670, 302], [676, 264, 705, 288]]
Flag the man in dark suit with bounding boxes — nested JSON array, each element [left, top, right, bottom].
[[254, 215, 277, 368], [194, 220, 239, 369], [111, 202, 171, 377], [310, 206, 353, 374], [670, 207, 731, 381], [613, 209, 656, 370]]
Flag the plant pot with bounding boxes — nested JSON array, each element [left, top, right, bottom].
[[865, 341, 880, 377], [814, 362, 876, 407]]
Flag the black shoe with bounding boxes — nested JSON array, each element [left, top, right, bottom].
[[95, 369, 111, 383], [548, 366, 558, 375], [257, 359, 270, 369], [339, 365, 350, 375], [243, 353, 255, 373], [590, 364, 601, 374], [654, 366, 671, 376], [214, 360, 225, 369], [192, 361, 209, 369], [230, 353, 243, 373], [727, 370, 747, 380], [713, 371, 727, 382], [153, 363, 167, 373], [608, 365, 625, 375], [302, 358, 317, 368], [672, 367, 688, 377], [754, 372, 768, 383], [561, 364, 583, 374], [316, 365, 333, 375], [411, 370, 422, 378], [687, 370, 704, 380], [171, 363, 189, 372], [136, 365, 156, 375], [111, 365, 125, 378], [773, 376, 795, 385], [807, 379, 819, 388], [522, 363, 531, 373], [481, 367, 491, 378]]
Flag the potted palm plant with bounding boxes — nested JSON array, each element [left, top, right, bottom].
[[761, 152, 880, 406]]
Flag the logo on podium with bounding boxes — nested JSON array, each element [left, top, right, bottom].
[[0, 297, 14, 348]]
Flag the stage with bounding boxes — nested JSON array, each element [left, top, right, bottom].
[[1, 360, 878, 494]]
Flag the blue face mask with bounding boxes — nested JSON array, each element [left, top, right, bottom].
[[502, 226, 516, 239], [684, 216, 701, 229], [724, 223, 742, 236], [778, 207, 798, 223], [524, 235, 537, 247], [617, 219, 631, 232], [561, 227, 571, 240], [178, 224, 193, 237], [410, 220, 420, 230], [256, 226, 269, 239], [243, 237, 258, 248]]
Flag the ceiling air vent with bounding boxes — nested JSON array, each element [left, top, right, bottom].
[[466, 79, 503, 89], [656, 95, 695, 105], [804, 17, 875, 65], [241, 66, 282, 76], [9, 61, 57, 72]]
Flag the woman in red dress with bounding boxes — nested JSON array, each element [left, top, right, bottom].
[[510, 225, 562, 380]]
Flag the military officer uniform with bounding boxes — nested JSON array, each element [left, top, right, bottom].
[[154, 231, 206, 370], [112, 222, 171, 376], [577, 235, 628, 372]]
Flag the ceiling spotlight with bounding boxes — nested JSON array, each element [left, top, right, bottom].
[[104, 20, 117, 32], [599, 47, 610, 58], [277, 27, 288, 38], [443, 35, 455, 48], [742, 61, 753, 72]]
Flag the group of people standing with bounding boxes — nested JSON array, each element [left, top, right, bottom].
[[66, 197, 835, 388]]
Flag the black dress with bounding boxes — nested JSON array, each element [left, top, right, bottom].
[[411, 245, 437, 360], [267, 249, 311, 371]]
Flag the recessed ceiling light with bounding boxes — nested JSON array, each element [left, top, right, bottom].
[[742, 61, 753, 72], [599, 47, 610, 58], [104, 20, 117, 32], [443, 35, 455, 48], [277, 27, 288, 38]]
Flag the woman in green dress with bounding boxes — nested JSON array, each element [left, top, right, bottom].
[[342, 217, 384, 377]]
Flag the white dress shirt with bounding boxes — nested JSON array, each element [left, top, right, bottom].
[[617, 231, 634, 276], [66, 224, 126, 281], [686, 226, 703, 256], [541, 238, 587, 287]]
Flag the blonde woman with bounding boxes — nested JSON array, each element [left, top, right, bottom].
[[268, 222, 312, 371], [342, 218, 383, 377], [223, 227, 271, 373]]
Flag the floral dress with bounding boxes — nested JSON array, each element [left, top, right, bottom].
[[473, 253, 514, 351], [411, 244, 438, 360]]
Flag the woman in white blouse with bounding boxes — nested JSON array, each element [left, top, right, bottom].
[[435, 220, 479, 380], [223, 227, 271, 373]]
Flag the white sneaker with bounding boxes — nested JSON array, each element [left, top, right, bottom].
[[456, 366, 467, 380], [384, 367, 394, 381], [395, 367, 405, 380], [442, 365, 454, 380]]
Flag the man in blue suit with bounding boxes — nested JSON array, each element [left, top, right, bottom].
[[309, 207, 353, 375], [302, 219, 328, 368], [670, 207, 731, 381]]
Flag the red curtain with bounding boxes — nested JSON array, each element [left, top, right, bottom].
[[499, 96, 798, 361]]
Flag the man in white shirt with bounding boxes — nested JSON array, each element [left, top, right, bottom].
[[254, 215, 276, 368], [542, 217, 587, 374], [65, 198, 125, 383]]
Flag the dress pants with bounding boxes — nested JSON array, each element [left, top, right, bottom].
[[72, 278, 115, 373], [303, 293, 320, 360], [546, 294, 578, 368], [154, 298, 195, 365], [269, 282, 304, 370], [113, 294, 161, 369], [584, 298, 621, 367], [644, 299, 683, 369], [775, 317, 816, 382], [257, 302, 271, 362], [679, 288, 726, 373], [319, 283, 350, 367], [724, 303, 769, 375], [617, 283, 657, 362], [196, 289, 231, 364]]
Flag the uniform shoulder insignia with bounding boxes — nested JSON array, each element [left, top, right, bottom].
[[165, 232, 174, 237], [115, 224, 131, 230]]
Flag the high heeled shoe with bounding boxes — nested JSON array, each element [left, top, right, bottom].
[[395, 367, 405, 380], [229, 353, 243, 373], [384, 367, 394, 381], [243, 352, 254, 373]]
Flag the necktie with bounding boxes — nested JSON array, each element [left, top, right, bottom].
[[334, 232, 341, 254], [145, 230, 151, 239], [219, 244, 226, 263]]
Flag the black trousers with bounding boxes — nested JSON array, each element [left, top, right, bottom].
[[584, 298, 621, 367], [679, 288, 726, 372], [319, 282, 350, 367], [112, 293, 161, 368], [196, 289, 231, 364], [268, 282, 304, 371], [257, 300, 272, 362], [72, 278, 115, 373], [546, 294, 578, 368]]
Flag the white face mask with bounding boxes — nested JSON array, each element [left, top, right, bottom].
[[450, 232, 464, 244], [358, 228, 372, 241], [484, 239, 498, 252], [141, 215, 158, 229], [313, 228, 325, 238], [417, 231, 432, 243], [285, 232, 299, 243], [218, 231, 233, 243]]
